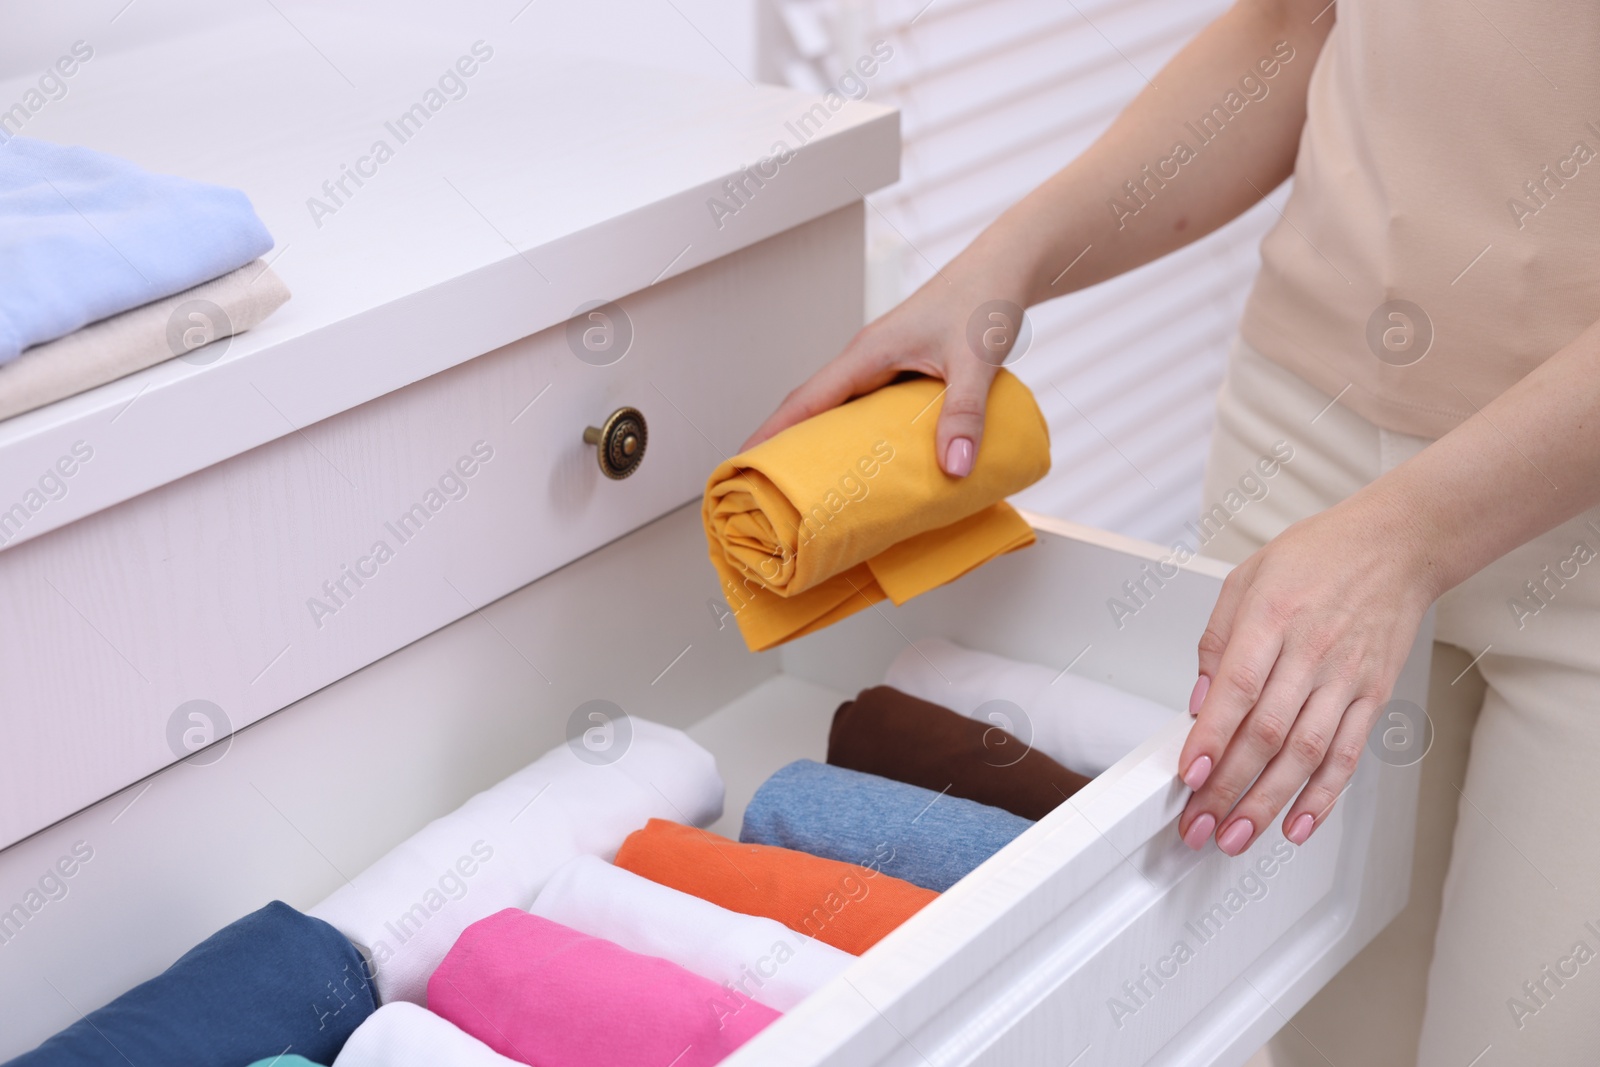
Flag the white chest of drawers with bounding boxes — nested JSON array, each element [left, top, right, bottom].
[[0, 18, 1428, 1065], [0, 15, 894, 848]]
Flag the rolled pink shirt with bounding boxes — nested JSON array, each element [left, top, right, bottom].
[[427, 909, 779, 1067]]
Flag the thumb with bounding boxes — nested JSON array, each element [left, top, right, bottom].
[[934, 356, 998, 478]]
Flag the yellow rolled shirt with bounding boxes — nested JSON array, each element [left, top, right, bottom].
[[703, 370, 1051, 651]]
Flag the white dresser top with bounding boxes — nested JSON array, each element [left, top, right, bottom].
[[0, 13, 897, 547]]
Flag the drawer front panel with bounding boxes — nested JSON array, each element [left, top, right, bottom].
[[866, 770, 1348, 1067], [0, 204, 863, 850]]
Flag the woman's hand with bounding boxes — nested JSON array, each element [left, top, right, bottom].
[[741, 250, 1032, 476], [1178, 488, 1440, 854], [742, 0, 1337, 472]]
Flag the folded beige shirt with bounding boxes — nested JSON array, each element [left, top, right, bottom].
[[0, 260, 291, 421]]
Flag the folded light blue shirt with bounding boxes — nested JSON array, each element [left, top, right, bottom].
[[0, 136, 273, 363], [740, 759, 1034, 892]]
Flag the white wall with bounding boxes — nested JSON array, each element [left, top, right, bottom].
[[0, 0, 758, 86]]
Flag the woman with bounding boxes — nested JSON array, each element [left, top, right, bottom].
[[745, 1, 1600, 1062]]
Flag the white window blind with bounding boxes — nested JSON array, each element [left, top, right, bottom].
[[760, 0, 1286, 546]]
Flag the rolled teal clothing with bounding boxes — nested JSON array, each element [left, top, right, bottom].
[[0, 137, 273, 362], [2, 901, 373, 1067], [246, 1058, 325, 1067], [739, 760, 1033, 892]]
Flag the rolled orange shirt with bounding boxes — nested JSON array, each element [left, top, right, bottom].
[[614, 818, 937, 955]]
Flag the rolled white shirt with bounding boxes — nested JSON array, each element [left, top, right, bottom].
[[309, 718, 723, 1006], [530, 854, 852, 1012], [333, 1002, 523, 1067]]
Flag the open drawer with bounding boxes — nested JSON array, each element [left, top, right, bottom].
[[0, 502, 1430, 1064]]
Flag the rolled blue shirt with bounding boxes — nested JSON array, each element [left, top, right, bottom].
[[740, 759, 1034, 892], [3, 901, 372, 1067]]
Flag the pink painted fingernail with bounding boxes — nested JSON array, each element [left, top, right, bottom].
[[1182, 813, 1216, 850], [1217, 818, 1254, 856], [1182, 754, 1212, 791], [1188, 675, 1210, 716], [945, 437, 974, 477], [1287, 813, 1315, 845]]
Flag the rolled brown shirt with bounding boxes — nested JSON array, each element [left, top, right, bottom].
[[827, 685, 1091, 821]]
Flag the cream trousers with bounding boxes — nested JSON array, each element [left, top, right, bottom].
[[1201, 338, 1600, 1066]]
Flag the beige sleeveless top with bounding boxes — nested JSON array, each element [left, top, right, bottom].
[[1238, 0, 1600, 437]]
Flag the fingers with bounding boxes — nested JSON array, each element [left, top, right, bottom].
[[1206, 684, 1347, 855], [1180, 651, 1313, 851], [1189, 561, 1257, 716], [934, 355, 999, 477], [1281, 694, 1381, 844], [743, 322, 1000, 479], [741, 339, 900, 452], [1177, 589, 1282, 799]]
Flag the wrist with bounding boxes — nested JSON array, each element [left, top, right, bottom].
[[958, 210, 1057, 308], [1343, 475, 1456, 605]]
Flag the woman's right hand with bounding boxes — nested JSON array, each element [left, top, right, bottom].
[[740, 259, 1032, 477], [742, 0, 1332, 474]]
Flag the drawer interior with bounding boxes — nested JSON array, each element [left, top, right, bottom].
[[688, 507, 1217, 840], [0, 501, 1427, 1067]]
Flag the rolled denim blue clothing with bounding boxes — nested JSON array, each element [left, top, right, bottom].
[[739, 760, 1033, 892], [3, 901, 373, 1067], [246, 1059, 325, 1067]]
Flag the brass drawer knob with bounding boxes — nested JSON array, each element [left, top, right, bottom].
[[582, 406, 648, 480]]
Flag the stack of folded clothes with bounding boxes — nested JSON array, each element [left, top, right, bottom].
[[0, 136, 288, 420]]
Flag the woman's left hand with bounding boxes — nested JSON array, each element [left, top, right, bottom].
[[1177, 490, 1440, 854]]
